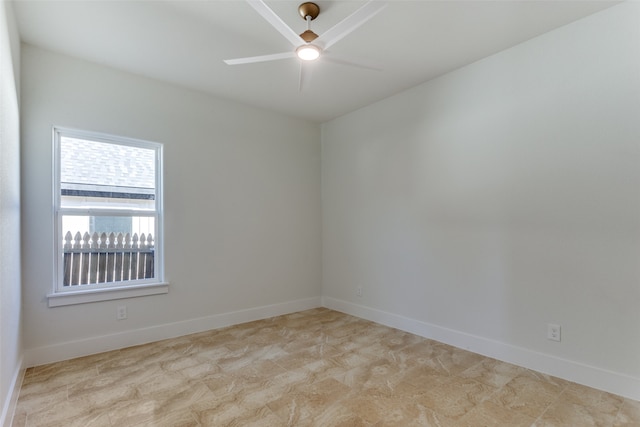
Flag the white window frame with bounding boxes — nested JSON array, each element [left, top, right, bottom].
[[48, 127, 168, 307]]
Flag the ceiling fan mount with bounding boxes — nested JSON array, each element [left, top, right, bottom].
[[298, 2, 320, 21]]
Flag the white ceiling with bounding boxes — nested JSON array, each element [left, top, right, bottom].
[[13, 0, 616, 123]]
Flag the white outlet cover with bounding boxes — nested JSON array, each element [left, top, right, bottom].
[[547, 323, 561, 342], [117, 306, 127, 320]]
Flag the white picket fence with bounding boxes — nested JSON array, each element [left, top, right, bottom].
[[63, 231, 154, 286]]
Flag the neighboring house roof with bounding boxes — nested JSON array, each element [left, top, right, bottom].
[[61, 137, 155, 197]]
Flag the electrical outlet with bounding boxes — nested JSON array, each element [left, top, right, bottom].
[[547, 323, 561, 342], [117, 305, 127, 320], [356, 286, 363, 297]]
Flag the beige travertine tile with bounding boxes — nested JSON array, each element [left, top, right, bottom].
[[401, 363, 454, 389], [267, 377, 351, 423], [105, 381, 214, 427], [461, 399, 537, 427], [534, 382, 626, 427], [159, 353, 207, 373], [177, 359, 221, 380], [135, 371, 192, 397], [272, 344, 342, 371], [309, 407, 369, 427], [412, 343, 485, 376], [400, 339, 448, 361], [615, 398, 640, 426], [342, 392, 423, 425], [68, 381, 139, 410], [9, 410, 27, 427], [99, 361, 165, 389], [459, 357, 525, 388], [487, 369, 569, 418], [407, 404, 462, 427], [194, 402, 282, 426], [97, 344, 174, 375], [22, 400, 111, 427], [106, 397, 169, 426], [377, 329, 426, 351], [332, 357, 408, 393], [561, 382, 625, 408], [12, 383, 68, 415], [13, 308, 638, 427], [133, 408, 200, 427], [22, 359, 97, 389], [413, 376, 497, 420]]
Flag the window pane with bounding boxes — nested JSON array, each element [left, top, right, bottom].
[[54, 128, 163, 295], [60, 136, 156, 210], [61, 215, 155, 286]]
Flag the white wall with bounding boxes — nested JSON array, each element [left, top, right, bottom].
[[322, 2, 640, 400], [21, 45, 322, 364], [0, 0, 22, 425]]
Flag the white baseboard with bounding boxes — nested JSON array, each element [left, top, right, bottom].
[[322, 296, 640, 401], [1, 357, 24, 427], [23, 295, 640, 401], [25, 297, 322, 367]]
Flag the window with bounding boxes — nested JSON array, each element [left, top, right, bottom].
[[49, 127, 167, 306]]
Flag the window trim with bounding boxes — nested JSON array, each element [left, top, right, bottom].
[[47, 282, 169, 307], [49, 127, 166, 306]]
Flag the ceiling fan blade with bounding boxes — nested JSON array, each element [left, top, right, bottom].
[[314, 1, 387, 50], [247, 0, 303, 48], [298, 62, 314, 92], [224, 51, 295, 65], [323, 53, 382, 71]]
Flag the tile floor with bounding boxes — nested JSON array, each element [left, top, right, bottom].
[[12, 308, 640, 426]]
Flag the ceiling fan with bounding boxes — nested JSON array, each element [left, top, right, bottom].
[[224, 0, 388, 90]]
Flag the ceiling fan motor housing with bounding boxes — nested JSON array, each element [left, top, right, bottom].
[[299, 29, 319, 42]]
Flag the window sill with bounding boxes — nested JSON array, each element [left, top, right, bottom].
[[47, 282, 169, 307]]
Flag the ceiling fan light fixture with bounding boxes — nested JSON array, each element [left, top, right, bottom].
[[296, 44, 321, 61]]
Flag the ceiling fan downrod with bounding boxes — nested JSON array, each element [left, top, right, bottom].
[[298, 2, 319, 42]]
